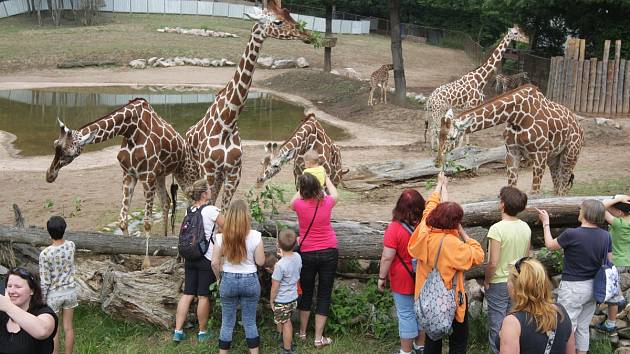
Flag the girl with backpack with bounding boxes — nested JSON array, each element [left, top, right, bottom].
[[211, 199, 266, 354], [378, 189, 426, 354], [407, 172, 484, 354], [173, 179, 223, 343]]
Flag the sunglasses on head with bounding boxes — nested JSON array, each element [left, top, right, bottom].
[[514, 256, 531, 274], [10, 267, 35, 282]]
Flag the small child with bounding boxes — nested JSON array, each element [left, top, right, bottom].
[[596, 194, 630, 334], [270, 229, 302, 354], [40, 216, 77, 354], [302, 149, 326, 188]]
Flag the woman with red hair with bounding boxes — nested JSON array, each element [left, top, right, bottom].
[[408, 172, 484, 354], [378, 189, 426, 354]]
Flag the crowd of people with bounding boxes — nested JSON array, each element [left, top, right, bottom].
[[1, 150, 629, 354]]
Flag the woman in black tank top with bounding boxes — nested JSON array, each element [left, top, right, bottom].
[[497, 258, 575, 354]]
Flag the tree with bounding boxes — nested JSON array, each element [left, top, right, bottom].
[[389, 0, 406, 103], [324, 1, 334, 72]]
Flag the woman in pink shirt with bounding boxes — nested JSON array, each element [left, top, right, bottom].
[[290, 173, 338, 349]]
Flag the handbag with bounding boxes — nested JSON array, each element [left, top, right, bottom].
[[593, 233, 620, 303], [293, 199, 320, 254]]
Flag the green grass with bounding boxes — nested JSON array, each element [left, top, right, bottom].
[[568, 176, 630, 196]]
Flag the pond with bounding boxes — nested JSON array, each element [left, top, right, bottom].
[[0, 86, 349, 157]]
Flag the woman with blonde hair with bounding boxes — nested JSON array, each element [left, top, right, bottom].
[[212, 199, 265, 354], [173, 179, 223, 343], [499, 257, 575, 353]]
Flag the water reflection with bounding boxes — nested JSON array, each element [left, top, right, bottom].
[[0, 86, 348, 157]]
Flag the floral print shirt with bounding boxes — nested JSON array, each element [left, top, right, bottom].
[[39, 240, 76, 299]]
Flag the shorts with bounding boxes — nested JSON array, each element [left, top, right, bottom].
[[47, 289, 78, 314], [184, 257, 216, 297], [606, 265, 629, 305], [392, 292, 422, 339], [273, 300, 297, 324]]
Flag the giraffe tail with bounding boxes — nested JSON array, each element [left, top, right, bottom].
[[568, 173, 575, 190], [170, 177, 179, 234]]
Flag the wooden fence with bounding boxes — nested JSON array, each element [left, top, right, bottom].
[[547, 39, 630, 115]]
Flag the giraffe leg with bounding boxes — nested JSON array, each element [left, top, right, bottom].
[[546, 155, 562, 195], [530, 152, 548, 196], [557, 144, 581, 196], [156, 175, 171, 237], [140, 175, 157, 237], [221, 165, 242, 209], [382, 84, 387, 104], [209, 171, 223, 206], [119, 174, 137, 236], [504, 145, 522, 188], [368, 87, 374, 106]]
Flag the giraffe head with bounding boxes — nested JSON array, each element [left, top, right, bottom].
[[441, 109, 475, 153], [385, 64, 394, 70], [45, 118, 96, 183], [506, 25, 529, 44], [257, 142, 295, 186], [244, 0, 312, 43]]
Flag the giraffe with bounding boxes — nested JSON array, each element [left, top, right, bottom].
[[186, 0, 312, 208], [256, 113, 346, 188], [46, 98, 201, 237], [436, 84, 584, 196], [494, 71, 530, 94], [368, 64, 394, 106], [425, 26, 529, 150]]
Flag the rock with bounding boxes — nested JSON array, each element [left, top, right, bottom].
[[619, 326, 630, 340], [464, 279, 484, 301], [596, 303, 608, 315], [414, 94, 427, 103], [272, 59, 297, 69], [225, 60, 236, 66], [468, 298, 483, 318], [174, 57, 185, 66], [129, 59, 146, 69], [156, 28, 165, 33], [617, 319, 628, 328], [595, 117, 622, 130], [220, 58, 227, 67], [591, 314, 606, 326], [341, 67, 362, 80], [296, 57, 309, 68], [200, 58, 211, 67], [257, 56, 274, 68], [621, 273, 630, 292], [330, 69, 340, 75], [210, 59, 220, 67], [615, 348, 630, 354], [551, 274, 562, 288], [618, 339, 630, 347], [147, 57, 158, 65]]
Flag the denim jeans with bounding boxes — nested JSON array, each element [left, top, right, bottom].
[[297, 248, 338, 316], [218, 272, 261, 350], [392, 291, 421, 339], [486, 282, 510, 354]]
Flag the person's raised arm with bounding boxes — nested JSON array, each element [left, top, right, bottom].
[[439, 172, 448, 202], [0, 294, 55, 340], [325, 176, 338, 202], [289, 191, 302, 211], [254, 240, 266, 267], [536, 208, 561, 250], [603, 195, 630, 225]]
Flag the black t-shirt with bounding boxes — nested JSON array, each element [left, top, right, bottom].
[[0, 305, 58, 354], [497, 304, 573, 354], [557, 226, 611, 281]]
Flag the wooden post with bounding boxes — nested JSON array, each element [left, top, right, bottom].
[[612, 40, 622, 114], [573, 39, 580, 60], [617, 59, 625, 115], [564, 58, 575, 107], [594, 61, 603, 113], [580, 60, 590, 113], [624, 62, 630, 114], [555, 58, 565, 102], [587, 58, 597, 113], [579, 39, 586, 61], [605, 59, 615, 114], [547, 57, 558, 99], [599, 40, 610, 112], [575, 58, 584, 110]]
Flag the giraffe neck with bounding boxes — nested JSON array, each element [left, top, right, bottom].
[[215, 23, 266, 128], [77, 101, 143, 143], [472, 32, 513, 87], [276, 121, 316, 161], [463, 86, 534, 133]]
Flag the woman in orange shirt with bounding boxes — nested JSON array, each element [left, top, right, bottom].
[[408, 172, 484, 354]]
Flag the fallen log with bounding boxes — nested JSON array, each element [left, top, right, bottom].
[[56, 60, 118, 69], [344, 146, 506, 190]]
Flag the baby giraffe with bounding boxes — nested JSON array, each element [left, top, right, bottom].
[[368, 64, 394, 106]]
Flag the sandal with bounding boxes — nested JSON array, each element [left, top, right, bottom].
[[314, 336, 333, 349], [297, 333, 307, 342]]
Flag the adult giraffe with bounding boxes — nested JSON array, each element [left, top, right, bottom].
[[425, 26, 529, 150], [256, 113, 346, 188], [436, 84, 584, 196], [186, 0, 313, 208], [46, 98, 201, 236]]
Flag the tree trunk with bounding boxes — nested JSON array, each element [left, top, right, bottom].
[[323, 4, 333, 73], [389, 0, 406, 103]]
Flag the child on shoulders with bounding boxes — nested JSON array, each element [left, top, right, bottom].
[[302, 150, 326, 188]]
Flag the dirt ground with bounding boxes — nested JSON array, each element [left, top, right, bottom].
[[1, 53, 629, 233]]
